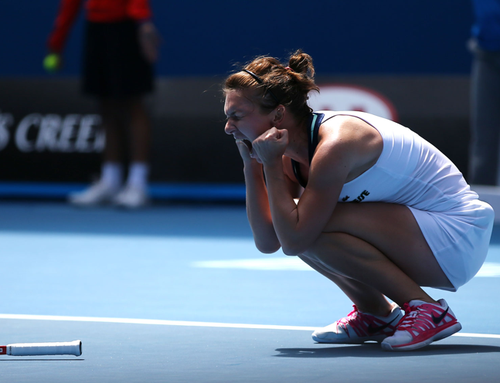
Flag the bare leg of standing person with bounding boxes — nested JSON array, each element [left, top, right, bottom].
[[113, 97, 151, 208], [68, 98, 125, 206]]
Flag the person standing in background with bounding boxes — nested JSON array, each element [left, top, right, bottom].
[[469, 0, 500, 186], [46, 0, 161, 208]]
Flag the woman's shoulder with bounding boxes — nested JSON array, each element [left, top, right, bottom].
[[313, 113, 384, 177], [318, 113, 381, 146]]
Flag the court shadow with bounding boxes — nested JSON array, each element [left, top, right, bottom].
[[275, 343, 500, 358]]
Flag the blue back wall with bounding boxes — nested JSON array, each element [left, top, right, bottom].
[[0, 0, 473, 77]]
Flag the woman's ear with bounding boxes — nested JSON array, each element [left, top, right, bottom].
[[272, 105, 285, 126]]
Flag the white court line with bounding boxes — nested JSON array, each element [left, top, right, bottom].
[[0, 314, 499, 339], [0, 314, 316, 331], [191, 259, 500, 277]]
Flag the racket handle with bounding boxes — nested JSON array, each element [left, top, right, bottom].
[[3, 340, 82, 356]]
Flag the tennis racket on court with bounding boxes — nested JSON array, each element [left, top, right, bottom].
[[0, 340, 82, 356]]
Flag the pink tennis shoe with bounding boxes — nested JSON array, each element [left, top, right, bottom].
[[312, 304, 404, 344], [381, 299, 462, 351]]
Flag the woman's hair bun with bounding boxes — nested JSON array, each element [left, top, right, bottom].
[[288, 50, 315, 78]]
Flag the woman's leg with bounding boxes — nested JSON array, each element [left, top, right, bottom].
[[299, 251, 404, 344], [301, 203, 461, 349], [302, 202, 453, 309], [298, 254, 393, 316]]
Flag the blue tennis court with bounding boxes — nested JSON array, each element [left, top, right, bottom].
[[0, 201, 499, 382]]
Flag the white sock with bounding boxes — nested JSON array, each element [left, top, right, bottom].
[[126, 162, 149, 189], [100, 162, 123, 190]]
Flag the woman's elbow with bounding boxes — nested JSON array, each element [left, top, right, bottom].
[[280, 233, 317, 256], [280, 241, 308, 256], [254, 236, 311, 256], [255, 240, 281, 254]]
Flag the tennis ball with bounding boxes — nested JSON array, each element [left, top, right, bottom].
[[43, 53, 60, 73]]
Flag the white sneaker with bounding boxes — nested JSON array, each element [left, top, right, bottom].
[[113, 185, 149, 209], [381, 299, 462, 351], [312, 304, 404, 344], [68, 182, 119, 206]]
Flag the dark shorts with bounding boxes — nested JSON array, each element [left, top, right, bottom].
[[82, 20, 154, 99]]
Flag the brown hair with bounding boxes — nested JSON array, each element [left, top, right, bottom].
[[224, 50, 320, 124]]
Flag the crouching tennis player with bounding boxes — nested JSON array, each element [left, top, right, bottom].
[[222, 50, 494, 351]]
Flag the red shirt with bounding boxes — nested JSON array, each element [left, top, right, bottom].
[[47, 0, 152, 52]]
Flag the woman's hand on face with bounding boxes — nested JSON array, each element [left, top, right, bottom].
[[252, 127, 289, 166], [235, 138, 254, 164]]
